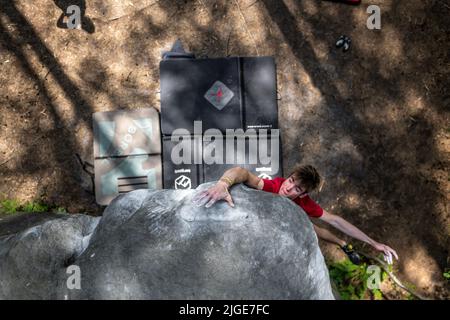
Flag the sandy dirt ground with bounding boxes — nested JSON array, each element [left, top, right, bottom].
[[0, 0, 449, 299]]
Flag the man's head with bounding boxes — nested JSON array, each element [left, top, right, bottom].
[[278, 165, 322, 199]]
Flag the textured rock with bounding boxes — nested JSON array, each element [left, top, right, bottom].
[[0, 183, 334, 300], [0, 214, 100, 299]]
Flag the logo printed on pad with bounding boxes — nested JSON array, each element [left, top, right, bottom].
[[175, 175, 191, 189], [204, 81, 234, 110], [258, 173, 272, 180]]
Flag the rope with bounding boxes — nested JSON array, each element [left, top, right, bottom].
[[357, 250, 430, 300]]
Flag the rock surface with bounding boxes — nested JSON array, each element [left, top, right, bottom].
[[0, 183, 334, 300], [0, 214, 100, 299]]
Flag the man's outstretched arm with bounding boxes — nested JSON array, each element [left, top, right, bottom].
[[313, 224, 346, 247], [319, 210, 399, 264]]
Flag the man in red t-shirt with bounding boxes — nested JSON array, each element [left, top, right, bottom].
[[193, 165, 398, 265]]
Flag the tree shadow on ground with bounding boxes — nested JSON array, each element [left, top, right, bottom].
[[0, 2, 98, 212]]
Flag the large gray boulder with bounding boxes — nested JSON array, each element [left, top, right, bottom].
[[0, 183, 334, 300]]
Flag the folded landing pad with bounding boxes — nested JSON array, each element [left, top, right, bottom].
[[93, 108, 162, 205], [160, 55, 282, 189]]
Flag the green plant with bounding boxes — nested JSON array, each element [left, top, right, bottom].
[[0, 199, 54, 214], [372, 289, 383, 300], [53, 206, 67, 213], [0, 199, 20, 214], [443, 269, 450, 281], [328, 259, 386, 300], [23, 202, 49, 213], [406, 293, 416, 300], [404, 281, 417, 292]]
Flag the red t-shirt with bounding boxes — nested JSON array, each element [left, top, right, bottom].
[[262, 177, 324, 218]]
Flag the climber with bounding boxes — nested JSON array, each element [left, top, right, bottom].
[[192, 165, 398, 265]]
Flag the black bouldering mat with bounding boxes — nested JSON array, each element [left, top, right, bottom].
[[160, 56, 278, 135]]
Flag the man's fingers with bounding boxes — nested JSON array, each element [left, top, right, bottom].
[[225, 195, 235, 208], [383, 245, 399, 263], [384, 251, 393, 265], [193, 186, 235, 208], [192, 191, 207, 203], [198, 197, 211, 207], [193, 193, 211, 207], [193, 190, 216, 205], [389, 248, 399, 260], [205, 197, 217, 208]]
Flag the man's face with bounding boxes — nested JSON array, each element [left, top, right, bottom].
[[279, 176, 307, 199]]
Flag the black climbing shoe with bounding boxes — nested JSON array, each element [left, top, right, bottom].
[[336, 35, 346, 48], [341, 244, 361, 265], [343, 37, 351, 52], [336, 35, 351, 52]]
